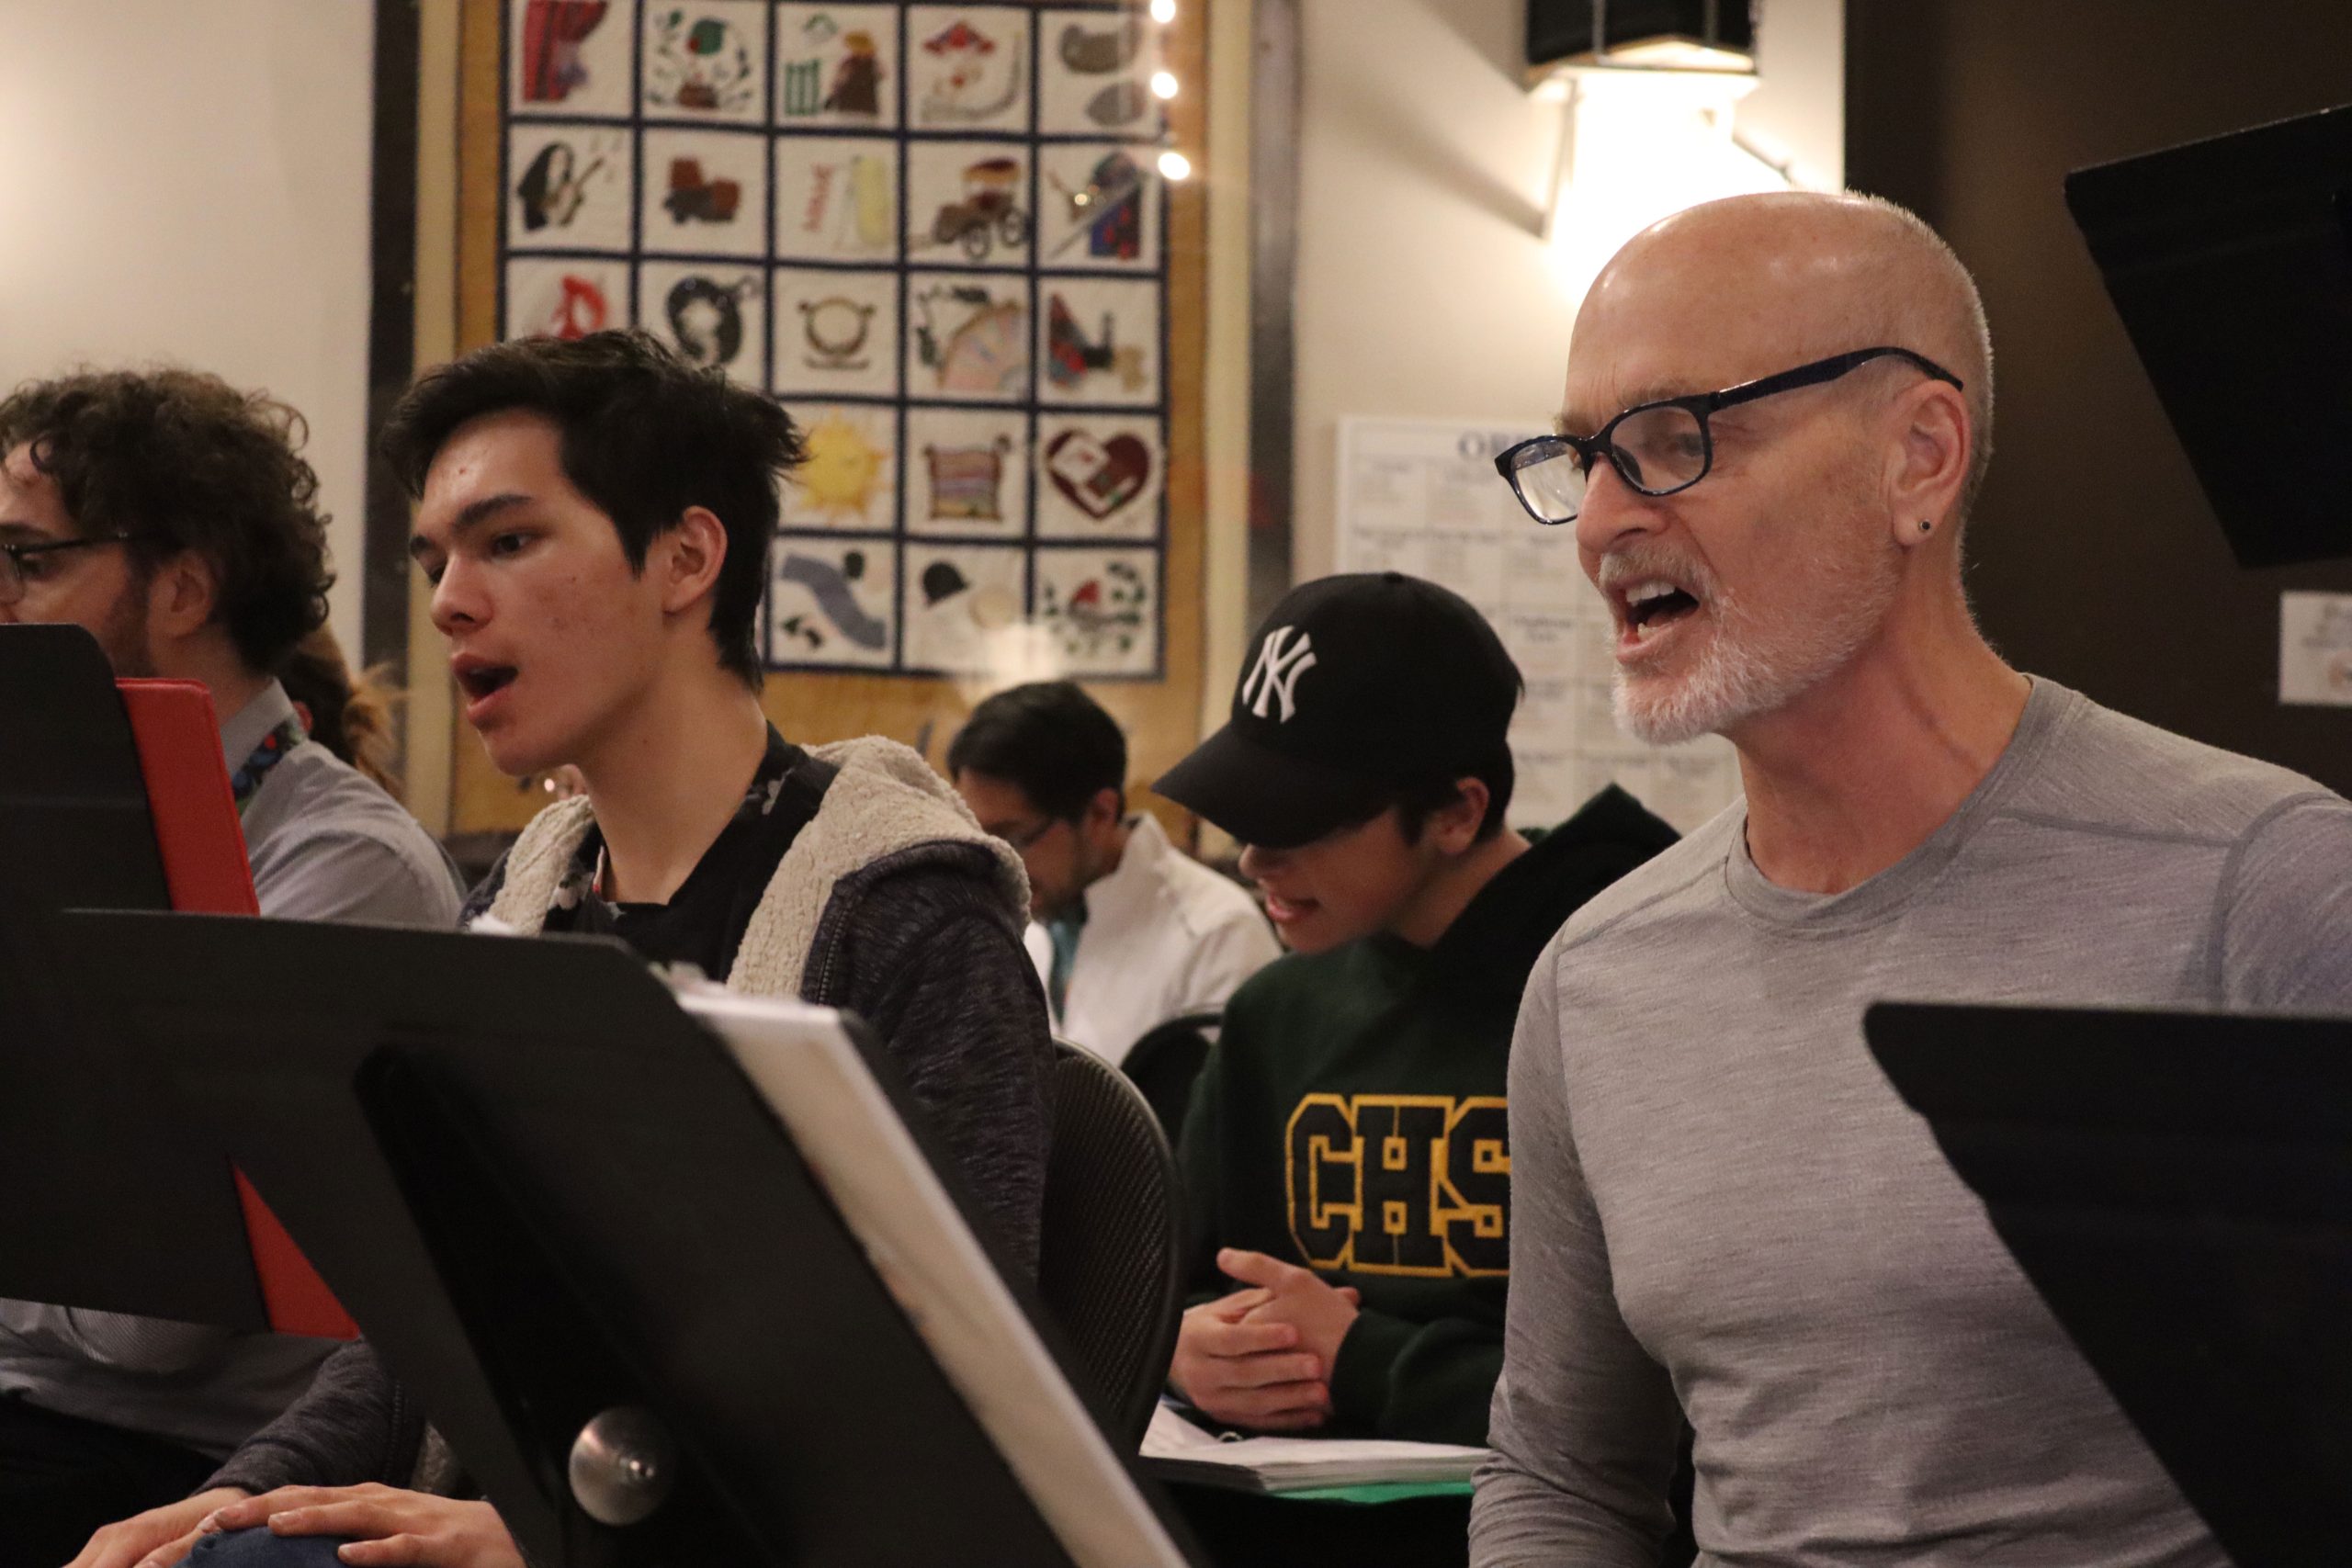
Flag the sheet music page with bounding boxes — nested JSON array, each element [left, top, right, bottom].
[[688, 987, 1190, 1568], [1143, 1402, 1487, 1491]]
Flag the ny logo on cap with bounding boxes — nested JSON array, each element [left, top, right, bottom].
[[1241, 626, 1317, 722]]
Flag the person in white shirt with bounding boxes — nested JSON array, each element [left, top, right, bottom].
[[950, 681, 1280, 1064]]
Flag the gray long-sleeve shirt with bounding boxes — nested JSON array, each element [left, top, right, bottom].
[[1471, 680, 2352, 1567], [0, 681, 463, 1458]]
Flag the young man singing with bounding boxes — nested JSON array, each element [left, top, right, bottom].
[[73, 331, 1053, 1568]]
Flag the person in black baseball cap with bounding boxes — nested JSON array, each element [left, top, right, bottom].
[[1159, 570, 1539, 957], [1158, 570, 1525, 858], [1157, 571, 1678, 1449]]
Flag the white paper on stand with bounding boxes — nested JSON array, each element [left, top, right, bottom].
[[684, 986, 1190, 1568]]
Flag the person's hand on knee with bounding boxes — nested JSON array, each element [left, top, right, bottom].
[[197, 1487, 522, 1568], [65, 1486, 249, 1568]]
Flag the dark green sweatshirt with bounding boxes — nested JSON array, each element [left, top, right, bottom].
[[1177, 785, 1679, 1445]]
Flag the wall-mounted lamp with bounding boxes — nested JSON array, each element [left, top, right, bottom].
[[1523, 1, 1782, 303], [1527, 0, 1757, 86]]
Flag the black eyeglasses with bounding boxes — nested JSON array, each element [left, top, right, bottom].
[[0, 534, 135, 606], [989, 816, 1067, 852], [1493, 346, 1963, 526]]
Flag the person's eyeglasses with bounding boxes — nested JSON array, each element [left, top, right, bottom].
[[1493, 346, 1963, 526], [991, 816, 1067, 852], [0, 534, 135, 606]]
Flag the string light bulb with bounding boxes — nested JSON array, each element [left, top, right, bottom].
[[1158, 150, 1192, 182], [1149, 0, 1176, 22], [1149, 70, 1179, 100]]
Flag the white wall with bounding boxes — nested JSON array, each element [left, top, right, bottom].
[[0, 1, 378, 652], [1730, 0, 1844, 188], [1290, 0, 1843, 578]]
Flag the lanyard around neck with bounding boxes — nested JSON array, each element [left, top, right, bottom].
[[229, 716, 308, 813]]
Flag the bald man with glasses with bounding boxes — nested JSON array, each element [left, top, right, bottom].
[[1470, 192, 2352, 1567]]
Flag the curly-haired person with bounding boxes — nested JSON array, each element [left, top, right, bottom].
[[0, 369, 463, 1565]]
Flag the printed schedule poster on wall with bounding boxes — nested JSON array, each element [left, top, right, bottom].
[[501, 0, 1174, 680], [1335, 417, 1741, 834]]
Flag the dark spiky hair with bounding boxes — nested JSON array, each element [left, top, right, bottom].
[[380, 330, 807, 683]]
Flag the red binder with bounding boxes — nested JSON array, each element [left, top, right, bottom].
[[116, 680, 362, 1342]]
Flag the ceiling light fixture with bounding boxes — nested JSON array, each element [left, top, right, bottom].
[[1526, 0, 1757, 85]]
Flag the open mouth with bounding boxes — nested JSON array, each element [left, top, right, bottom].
[[1622, 581, 1701, 641], [456, 664, 517, 702], [1261, 891, 1317, 927]]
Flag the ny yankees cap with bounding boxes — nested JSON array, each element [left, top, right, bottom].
[[1156, 572, 1523, 849]]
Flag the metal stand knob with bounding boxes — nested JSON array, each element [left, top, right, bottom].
[[568, 1405, 678, 1528]]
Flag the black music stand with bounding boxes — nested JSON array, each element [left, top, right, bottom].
[[0, 624, 269, 1326], [1865, 1000, 2352, 1568], [2066, 104, 2352, 567], [56, 909, 1199, 1568]]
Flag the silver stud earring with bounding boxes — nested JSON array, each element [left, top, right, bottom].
[[1917, 520, 1933, 534]]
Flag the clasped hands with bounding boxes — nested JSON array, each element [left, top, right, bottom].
[[1166, 1247, 1360, 1432]]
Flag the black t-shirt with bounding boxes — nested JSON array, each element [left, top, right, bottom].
[[463, 728, 833, 980]]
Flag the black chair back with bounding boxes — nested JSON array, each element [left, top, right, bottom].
[[1039, 1039, 1184, 1450], [1120, 1010, 1222, 1142]]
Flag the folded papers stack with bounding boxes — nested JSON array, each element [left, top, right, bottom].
[[1141, 1402, 1489, 1495]]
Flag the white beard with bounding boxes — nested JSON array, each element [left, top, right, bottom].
[[1611, 529, 1902, 747]]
